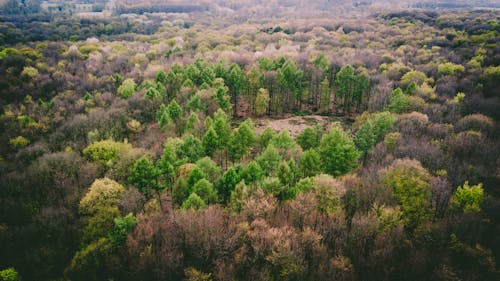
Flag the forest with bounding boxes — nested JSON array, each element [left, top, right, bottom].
[[0, 0, 499, 280]]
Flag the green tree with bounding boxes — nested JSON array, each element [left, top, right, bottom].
[[0, 268, 19, 281], [185, 112, 200, 134], [178, 135, 204, 163], [296, 126, 322, 151], [387, 88, 409, 113], [256, 144, 282, 175], [187, 92, 205, 112], [117, 78, 136, 98], [167, 99, 183, 135], [181, 193, 207, 210], [319, 126, 360, 176], [300, 149, 322, 177], [79, 178, 126, 216], [380, 159, 432, 231], [128, 156, 160, 198], [242, 161, 264, 184], [192, 179, 218, 204], [227, 63, 247, 116], [202, 127, 219, 158], [355, 111, 396, 155], [108, 213, 137, 247], [218, 166, 242, 204], [156, 104, 169, 129], [320, 77, 330, 112], [213, 86, 231, 113], [255, 88, 270, 116], [335, 65, 355, 114], [259, 127, 276, 149], [449, 181, 484, 214], [187, 166, 207, 188]]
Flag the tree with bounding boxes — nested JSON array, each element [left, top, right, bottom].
[[387, 88, 409, 113], [380, 159, 432, 231], [259, 127, 276, 149], [0, 268, 19, 281], [218, 166, 242, 204], [108, 213, 137, 247], [178, 135, 204, 163], [213, 109, 231, 165], [297, 126, 322, 151], [256, 144, 282, 175], [192, 179, 218, 204], [355, 112, 396, 155], [185, 112, 200, 134], [156, 104, 169, 129], [449, 181, 484, 214], [242, 161, 264, 184], [319, 77, 330, 112], [128, 156, 160, 198], [319, 126, 360, 176], [167, 99, 183, 135], [300, 149, 322, 177], [255, 88, 270, 116], [335, 65, 355, 114], [228, 120, 256, 162], [196, 157, 222, 184], [187, 166, 207, 188], [187, 92, 205, 112], [213, 86, 231, 113], [227, 63, 247, 116], [79, 178, 126, 216], [117, 78, 136, 99], [202, 127, 219, 158], [181, 193, 207, 210]]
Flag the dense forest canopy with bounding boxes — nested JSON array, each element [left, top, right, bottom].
[[0, 0, 499, 280]]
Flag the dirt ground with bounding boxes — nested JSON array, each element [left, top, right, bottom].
[[253, 115, 333, 137]]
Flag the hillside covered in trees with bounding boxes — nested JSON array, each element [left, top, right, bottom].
[[0, 1, 500, 280]]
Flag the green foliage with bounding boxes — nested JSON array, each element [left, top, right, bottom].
[[400, 70, 428, 87], [300, 149, 322, 177], [255, 88, 270, 116], [335, 65, 370, 113], [187, 92, 205, 112], [9, 136, 30, 150], [228, 120, 256, 161], [213, 109, 231, 148], [319, 126, 360, 176], [129, 156, 160, 196], [218, 166, 242, 203], [83, 139, 129, 165], [181, 193, 207, 210], [242, 161, 264, 184], [387, 88, 410, 113], [187, 167, 207, 188], [117, 78, 136, 98], [449, 181, 484, 214], [259, 127, 276, 149], [0, 268, 19, 281], [109, 213, 138, 246], [355, 112, 396, 154], [65, 238, 112, 281], [81, 206, 121, 245], [192, 179, 218, 204], [270, 130, 296, 150], [381, 159, 432, 231], [320, 77, 330, 112], [178, 135, 204, 163], [256, 144, 282, 175], [297, 126, 322, 151], [438, 62, 465, 76], [202, 127, 219, 157], [167, 99, 182, 122], [79, 178, 126, 216]]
